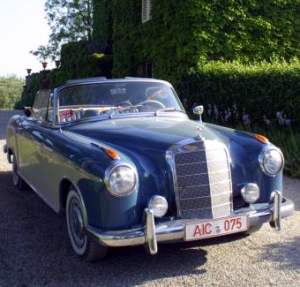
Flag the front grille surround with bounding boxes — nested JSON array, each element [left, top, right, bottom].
[[166, 138, 233, 219]]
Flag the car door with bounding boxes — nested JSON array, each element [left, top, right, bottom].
[[33, 93, 62, 210], [17, 90, 52, 197]]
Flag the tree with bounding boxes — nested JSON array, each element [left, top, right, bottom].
[[0, 76, 24, 109], [31, 0, 93, 62]]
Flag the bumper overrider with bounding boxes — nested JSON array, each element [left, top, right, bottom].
[[86, 192, 294, 255]]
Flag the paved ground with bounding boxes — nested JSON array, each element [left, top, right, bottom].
[[0, 138, 299, 286]]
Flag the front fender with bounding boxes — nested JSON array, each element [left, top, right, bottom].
[[205, 123, 283, 203]]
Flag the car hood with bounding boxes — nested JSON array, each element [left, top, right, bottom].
[[64, 116, 220, 152]]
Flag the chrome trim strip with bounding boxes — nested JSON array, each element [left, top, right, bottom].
[[176, 158, 228, 166], [166, 149, 181, 217], [177, 168, 230, 177], [180, 192, 231, 200], [205, 140, 233, 218], [178, 180, 231, 189]]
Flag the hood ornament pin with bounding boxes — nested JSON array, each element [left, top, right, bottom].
[[193, 105, 204, 138]]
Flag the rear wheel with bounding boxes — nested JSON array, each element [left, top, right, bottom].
[[66, 189, 108, 262], [11, 153, 26, 190]]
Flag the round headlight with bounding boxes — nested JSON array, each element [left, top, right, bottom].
[[241, 183, 260, 204], [148, 195, 168, 218], [105, 164, 137, 197], [259, 147, 284, 176]]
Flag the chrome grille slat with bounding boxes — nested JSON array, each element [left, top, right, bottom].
[[179, 193, 231, 204], [167, 139, 233, 219]]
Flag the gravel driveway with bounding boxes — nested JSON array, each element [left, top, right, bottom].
[[0, 138, 300, 287]]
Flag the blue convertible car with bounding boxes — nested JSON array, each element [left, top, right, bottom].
[[4, 77, 294, 261]]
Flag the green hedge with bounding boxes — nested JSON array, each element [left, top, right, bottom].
[[20, 40, 113, 107], [179, 60, 300, 127], [0, 76, 24, 109], [93, 0, 112, 48], [110, 0, 300, 82]]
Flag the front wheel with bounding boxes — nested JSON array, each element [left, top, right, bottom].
[[66, 189, 108, 262]]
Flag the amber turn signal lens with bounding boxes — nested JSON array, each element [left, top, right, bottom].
[[255, 134, 269, 144], [105, 148, 120, 160]]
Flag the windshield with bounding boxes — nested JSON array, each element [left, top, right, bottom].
[[57, 81, 185, 123]]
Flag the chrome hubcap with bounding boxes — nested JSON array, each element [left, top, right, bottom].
[[68, 198, 86, 249]]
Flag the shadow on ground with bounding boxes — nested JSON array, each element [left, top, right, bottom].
[[0, 170, 209, 287], [259, 236, 300, 271]]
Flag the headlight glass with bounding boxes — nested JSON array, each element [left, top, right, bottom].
[[260, 148, 284, 176], [106, 165, 137, 196]]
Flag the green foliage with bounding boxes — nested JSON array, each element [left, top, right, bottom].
[[93, 0, 112, 47], [267, 129, 300, 178], [21, 72, 51, 108], [111, 0, 300, 82], [32, 0, 93, 61], [230, 124, 300, 178], [21, 40, 112, 107], [180, 59, 300, 126], [0, 77, 24, 109]]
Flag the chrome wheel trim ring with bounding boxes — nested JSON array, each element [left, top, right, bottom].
[[12, 155, 19, 186], [66, 190, 88, 256]]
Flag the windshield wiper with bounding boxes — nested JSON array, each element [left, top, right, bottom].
[[108, 105, 143, 116], [155, 108, 186, 115]]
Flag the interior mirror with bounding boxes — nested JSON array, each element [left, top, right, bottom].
[[24, 107, 32, 117]]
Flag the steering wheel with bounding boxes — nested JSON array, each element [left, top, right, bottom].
[[138, 100, 166, 110]]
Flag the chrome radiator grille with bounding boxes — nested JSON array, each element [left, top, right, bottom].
[[168, 139, 233, 219]]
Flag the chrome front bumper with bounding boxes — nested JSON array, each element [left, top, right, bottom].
[[86, 193, 294, 255]]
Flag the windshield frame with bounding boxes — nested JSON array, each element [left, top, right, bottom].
[[53, 80, 187, 126]]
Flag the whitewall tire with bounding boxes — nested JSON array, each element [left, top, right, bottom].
[[66, 189, 108, 262]]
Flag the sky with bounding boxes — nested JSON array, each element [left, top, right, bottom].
[[0, 0, 53, 78]]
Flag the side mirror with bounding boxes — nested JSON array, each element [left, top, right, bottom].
[[193, 105, 204, 124], [24, 107, 32, 117]]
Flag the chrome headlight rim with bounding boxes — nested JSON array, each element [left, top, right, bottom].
[[104, 162, 138, 197], [259, 146, 284, 177]]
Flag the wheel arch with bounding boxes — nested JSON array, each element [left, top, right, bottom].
[[59, 177, 88, 226]]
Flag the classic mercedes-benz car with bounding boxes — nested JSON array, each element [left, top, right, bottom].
[[4, 77, 294, 261]]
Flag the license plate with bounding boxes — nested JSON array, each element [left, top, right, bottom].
[[185, 215, 248, 241]]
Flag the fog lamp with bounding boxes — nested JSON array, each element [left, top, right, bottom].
[[148, 195, 168, 218], [241, 183, 260, 204]]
